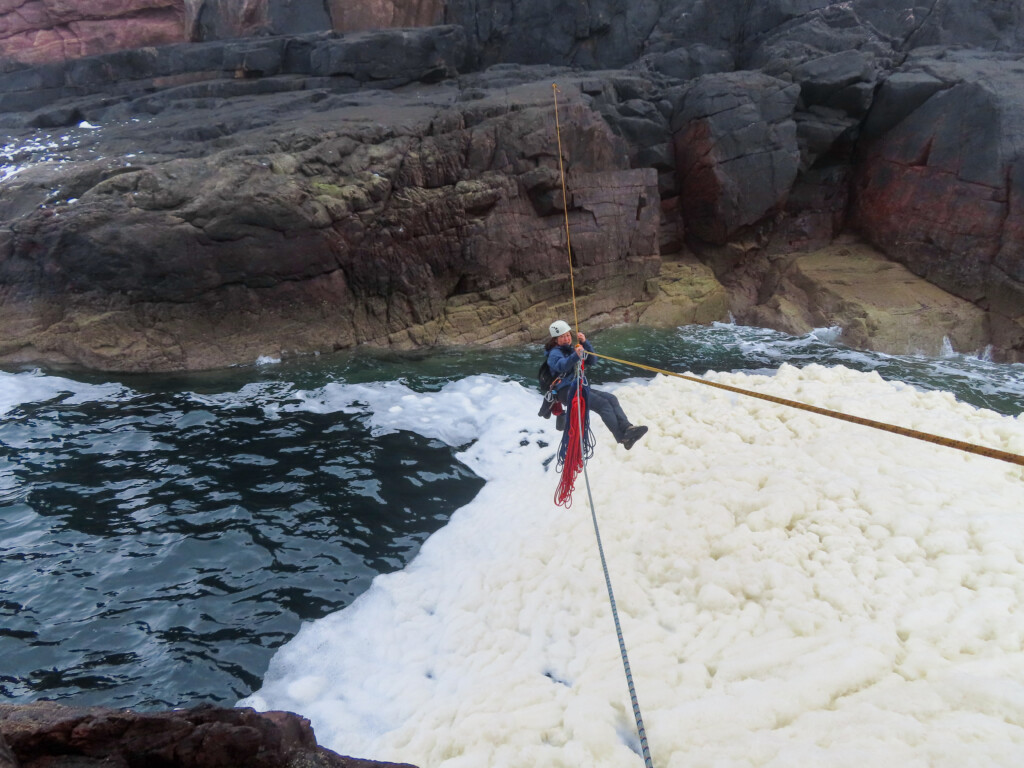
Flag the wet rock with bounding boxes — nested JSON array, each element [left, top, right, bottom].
[[0, 702, 415, 768], [0, 730, 15, 768], [2, 2, 1024, 368], [741, 238, 989, 357]]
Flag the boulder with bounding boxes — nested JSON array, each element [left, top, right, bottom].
[[671, 71, 801, 244], [0, 701, 415, 768]]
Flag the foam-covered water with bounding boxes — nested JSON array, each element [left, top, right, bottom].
[[3, 323, 1024, 764], [239, 362, 1024, 766]]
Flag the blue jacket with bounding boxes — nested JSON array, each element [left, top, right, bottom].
[[546, 340, 596, 400]]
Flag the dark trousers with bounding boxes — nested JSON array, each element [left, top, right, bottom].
[[559, 386, 631, 442]]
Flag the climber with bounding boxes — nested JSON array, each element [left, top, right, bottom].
[[541, 320, 648, 450]]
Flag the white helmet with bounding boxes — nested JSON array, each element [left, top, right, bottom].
[[549, 320, 571, 338]]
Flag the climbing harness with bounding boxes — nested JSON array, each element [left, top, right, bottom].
[[554, 359, 595, 506]]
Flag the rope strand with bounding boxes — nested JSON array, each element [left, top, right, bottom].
[[552, 83, 581, 337], [580, 443, 654, 767]]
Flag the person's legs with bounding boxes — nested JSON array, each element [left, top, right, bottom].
[[587, 388, 631, 442], [560, 386, 648, 449]]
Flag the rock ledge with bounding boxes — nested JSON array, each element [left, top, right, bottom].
[[0, 702, 414, 768]]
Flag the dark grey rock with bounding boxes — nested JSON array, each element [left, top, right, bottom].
[[796, 107, 858, 170], [634, 44, 735, 82], [672, 71, 801, 243], [853, 49, 1024, 357], [792, 50, 876, 106], [862, 70, 949, 139], [308, 27, 466, 83], [224, 38, 289, 77], [0, 730, 16, 768], [0, 70, 661, 371], [0, 702, 414, 768]]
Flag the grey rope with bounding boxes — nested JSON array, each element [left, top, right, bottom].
[[580, 462, 654, 767], [572, 357, 654, 767]]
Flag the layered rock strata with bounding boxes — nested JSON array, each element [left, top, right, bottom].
[[0, 68, 661, 371], [0, 2, 1022, 370]]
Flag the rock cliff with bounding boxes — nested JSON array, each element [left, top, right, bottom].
[[0, 1, 1022, 371], [0, 43, 661, 370]]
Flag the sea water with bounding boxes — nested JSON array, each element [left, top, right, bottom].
[[3, 324, 1024, 766]]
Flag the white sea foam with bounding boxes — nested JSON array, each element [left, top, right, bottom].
[[0, 369, 129, 417], [240, 364, 1024, 766]]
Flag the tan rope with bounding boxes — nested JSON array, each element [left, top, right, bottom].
[[592, 352, 1024, 468], [552, 83, 581, 337]]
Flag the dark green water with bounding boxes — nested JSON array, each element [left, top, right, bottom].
[[1, 324, 1021, 709]]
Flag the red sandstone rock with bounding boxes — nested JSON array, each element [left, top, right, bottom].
[[0, 0, 184, 66]]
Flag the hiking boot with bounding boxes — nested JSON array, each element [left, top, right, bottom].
[[620, 425, 648, 450]]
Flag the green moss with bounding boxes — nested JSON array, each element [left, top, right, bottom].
[[310, 181, 345, 197]]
